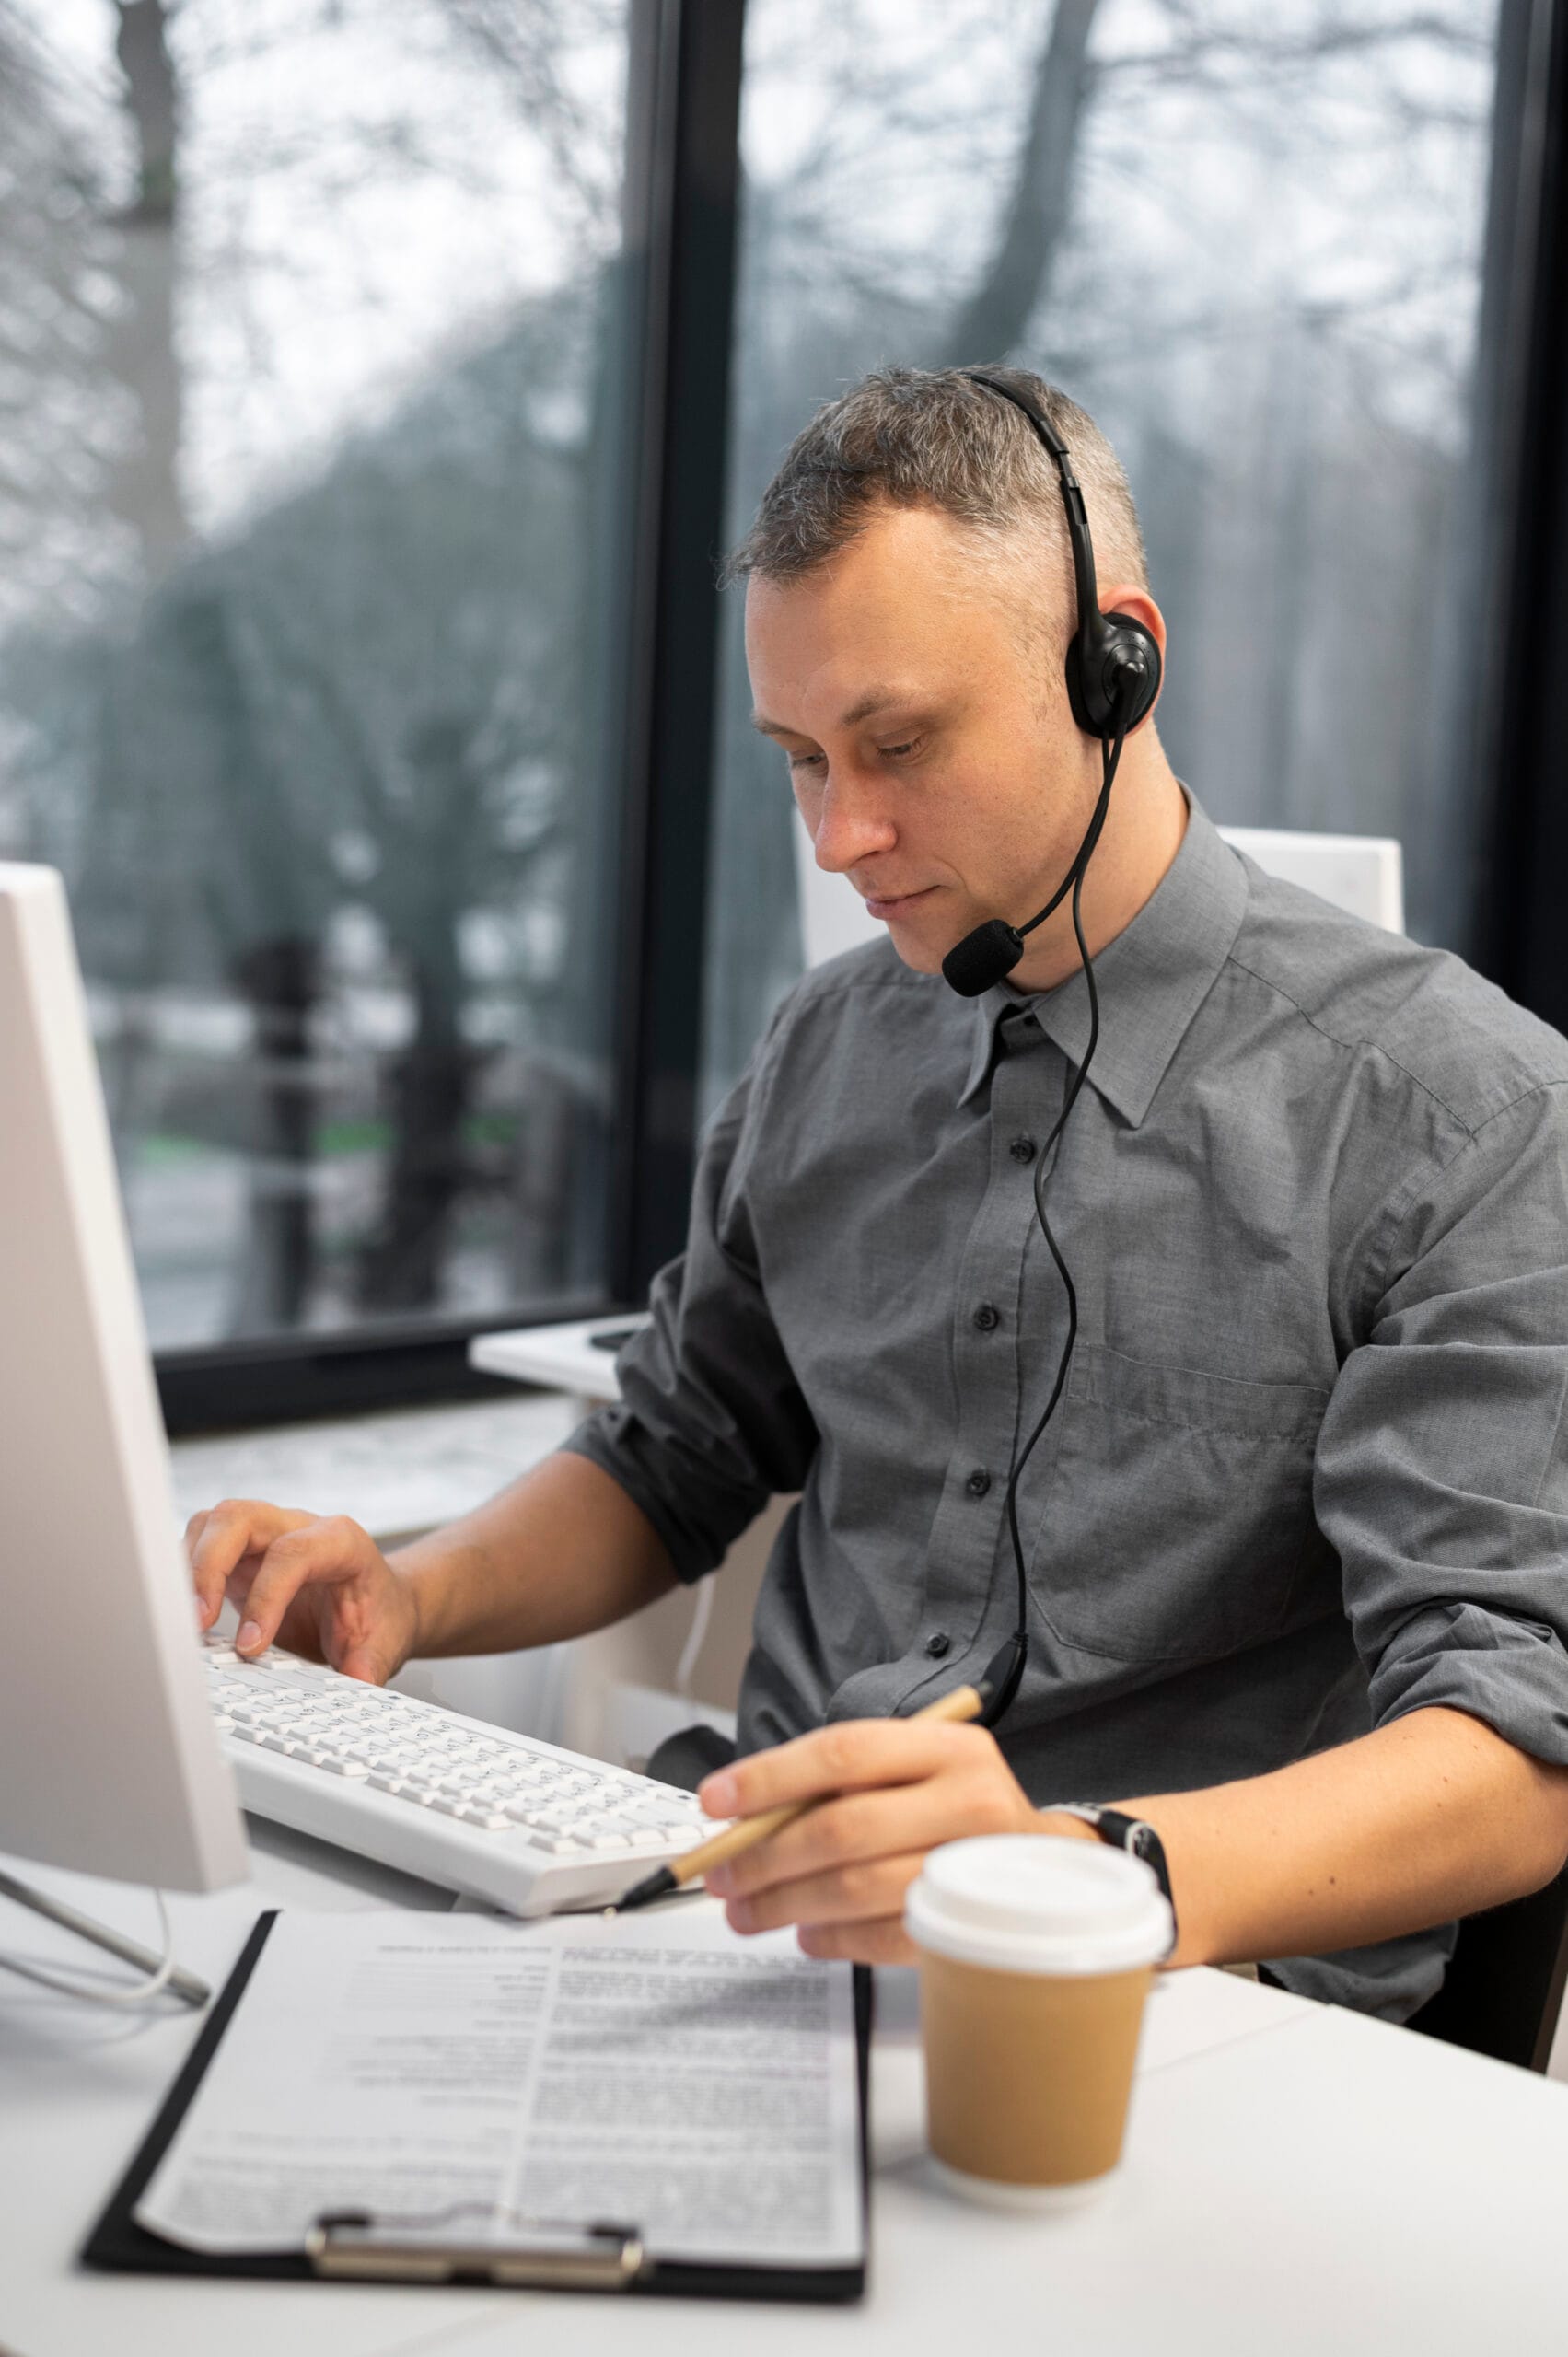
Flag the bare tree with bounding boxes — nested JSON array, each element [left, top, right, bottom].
[[0, 5, 132, 637], [1, 0, 1501, 1344], [941, 0, 1101, 363], [104, 0, 186, 565], [704, 0, 1494, 1094]]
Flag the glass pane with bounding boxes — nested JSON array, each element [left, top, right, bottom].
[[0, 0, 631, 1347], [704, 0, 1503, 1109]]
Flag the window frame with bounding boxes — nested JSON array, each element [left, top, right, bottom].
[[1474, 0, 1568, 1028]]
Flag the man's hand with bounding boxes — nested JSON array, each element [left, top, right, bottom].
[[187, 1498, 420, 1685], [695, 1718, 1053, 1964]]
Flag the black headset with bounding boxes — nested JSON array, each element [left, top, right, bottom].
[[939, 369, 1161, 1728], [943, 371, 1161, 1000]]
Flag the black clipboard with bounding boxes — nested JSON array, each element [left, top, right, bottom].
[[81, 1910, 872, 2304]]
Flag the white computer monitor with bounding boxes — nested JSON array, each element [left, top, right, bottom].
[[0, 864, 247, 1894]]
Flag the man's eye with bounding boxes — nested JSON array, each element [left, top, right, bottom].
[[879, 737, 923, 760], [787, 751, 825, 771]]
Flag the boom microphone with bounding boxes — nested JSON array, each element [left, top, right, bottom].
[[940, 749, 1120, 999]]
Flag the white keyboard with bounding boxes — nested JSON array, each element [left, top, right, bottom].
[[202, 1631, 714, 1914]]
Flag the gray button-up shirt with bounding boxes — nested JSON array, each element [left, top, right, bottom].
[[566, 795, 1568, 2019]]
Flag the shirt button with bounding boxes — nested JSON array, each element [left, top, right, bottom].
[[924, 1631, 952, 1660], [1009, 1134, 1037, 1164], [965, 1469, 992, 1499], [972, 1301, 1000, 1332]]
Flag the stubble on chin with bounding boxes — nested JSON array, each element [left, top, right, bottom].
[[879, 915, 947, 976]]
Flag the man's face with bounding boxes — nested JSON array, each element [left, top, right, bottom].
[[746, 502, 1097, 974]]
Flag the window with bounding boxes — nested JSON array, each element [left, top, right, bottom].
[[1, 0, 633, 1376], [3, 0, 1559, 1427], [704, 0, 1506, 1108]]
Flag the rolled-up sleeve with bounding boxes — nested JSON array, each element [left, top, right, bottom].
[[561, 1029, 819, 1585], [1315, 1082, 1568, 1763]]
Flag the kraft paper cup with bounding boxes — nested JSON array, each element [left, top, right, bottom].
[[905, 1834, 1173, 2209]]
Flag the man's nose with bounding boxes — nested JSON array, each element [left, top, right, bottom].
[[808, 771, 898, 877]]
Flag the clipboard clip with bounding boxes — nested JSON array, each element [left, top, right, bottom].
[[306, 2205, 646, 2290]]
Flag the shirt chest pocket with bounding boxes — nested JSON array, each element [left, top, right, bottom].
[[1028, 1343, 1331, 1667]]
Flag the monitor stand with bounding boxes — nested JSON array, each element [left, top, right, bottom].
[[0, 1866, 210, 2008]]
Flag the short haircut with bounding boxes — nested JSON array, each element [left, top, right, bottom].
[[725, 364, 1148, 623]]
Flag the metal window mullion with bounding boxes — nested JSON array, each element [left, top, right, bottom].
[[1473, 0, 1568, 1016], [608, 0, 747, 1306]]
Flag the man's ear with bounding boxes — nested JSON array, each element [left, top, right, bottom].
[[1100, 585, 1166, 733]]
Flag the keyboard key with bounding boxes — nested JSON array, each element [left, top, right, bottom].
[[626, 1796, 698, 1825]]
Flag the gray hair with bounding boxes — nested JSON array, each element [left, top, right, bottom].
[[724, 365, 1148, 617]]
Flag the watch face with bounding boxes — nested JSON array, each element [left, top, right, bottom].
[[1130, 1825, 1155, 1858]]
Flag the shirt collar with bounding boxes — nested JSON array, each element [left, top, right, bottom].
[[958, 793, 1249, 1128]]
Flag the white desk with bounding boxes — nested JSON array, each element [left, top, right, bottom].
[[4, 1828, 1566, 2357], [468, 1316, 649, 1402]]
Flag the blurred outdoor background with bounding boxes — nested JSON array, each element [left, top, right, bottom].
[[0, 0, 1505, 1370]]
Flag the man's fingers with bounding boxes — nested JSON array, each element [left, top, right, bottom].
[[797, 1916, 918, 1967], [231, 1520, 365, 1655], [185, 1513, 215, 1625], [721, 1850, 929, 1936], [700, 1718, 999, 1821], [188, 1499, 299, 1631], [707, 1771, 1029, 1901], [334, 1636, 396, 1688]]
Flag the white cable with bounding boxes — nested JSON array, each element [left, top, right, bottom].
[[674, 1577, 715, 1701], [0, 1890, 180, 2009]]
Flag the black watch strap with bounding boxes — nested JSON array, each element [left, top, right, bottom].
[[1047, 1803, 1178, 1956]]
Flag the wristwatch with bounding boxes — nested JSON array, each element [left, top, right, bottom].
[[1045, 1804, 1179, 1957]]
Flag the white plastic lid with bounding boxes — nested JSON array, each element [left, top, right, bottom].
[[905, 1835, 1173, 1976]]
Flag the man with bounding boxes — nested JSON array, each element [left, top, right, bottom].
[[189, 366, 1568, 2019]]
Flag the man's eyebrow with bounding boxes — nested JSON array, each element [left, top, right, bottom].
[[750, 689, 926, 737]]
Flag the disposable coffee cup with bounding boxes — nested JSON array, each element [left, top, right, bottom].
[[905, 1834, 1173, 2208]]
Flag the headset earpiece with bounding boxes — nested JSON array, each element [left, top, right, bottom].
[[1066, 609, 1162, 740], [962, 369, 1162, 748]]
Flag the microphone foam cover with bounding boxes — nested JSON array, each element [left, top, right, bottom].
[[942, 918, 1025, 998]]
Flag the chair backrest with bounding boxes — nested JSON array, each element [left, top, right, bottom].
[[1406, 1864, 1568, 2073], [1216, 825, 1405, 935], [791, 817, 1407, 968]]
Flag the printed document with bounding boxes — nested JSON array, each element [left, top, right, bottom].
[[134, 1906, 863, 2269]]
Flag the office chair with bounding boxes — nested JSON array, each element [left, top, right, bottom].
[[791, 819, 1406, 965], [1406, 1861, 1568, 2073]]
